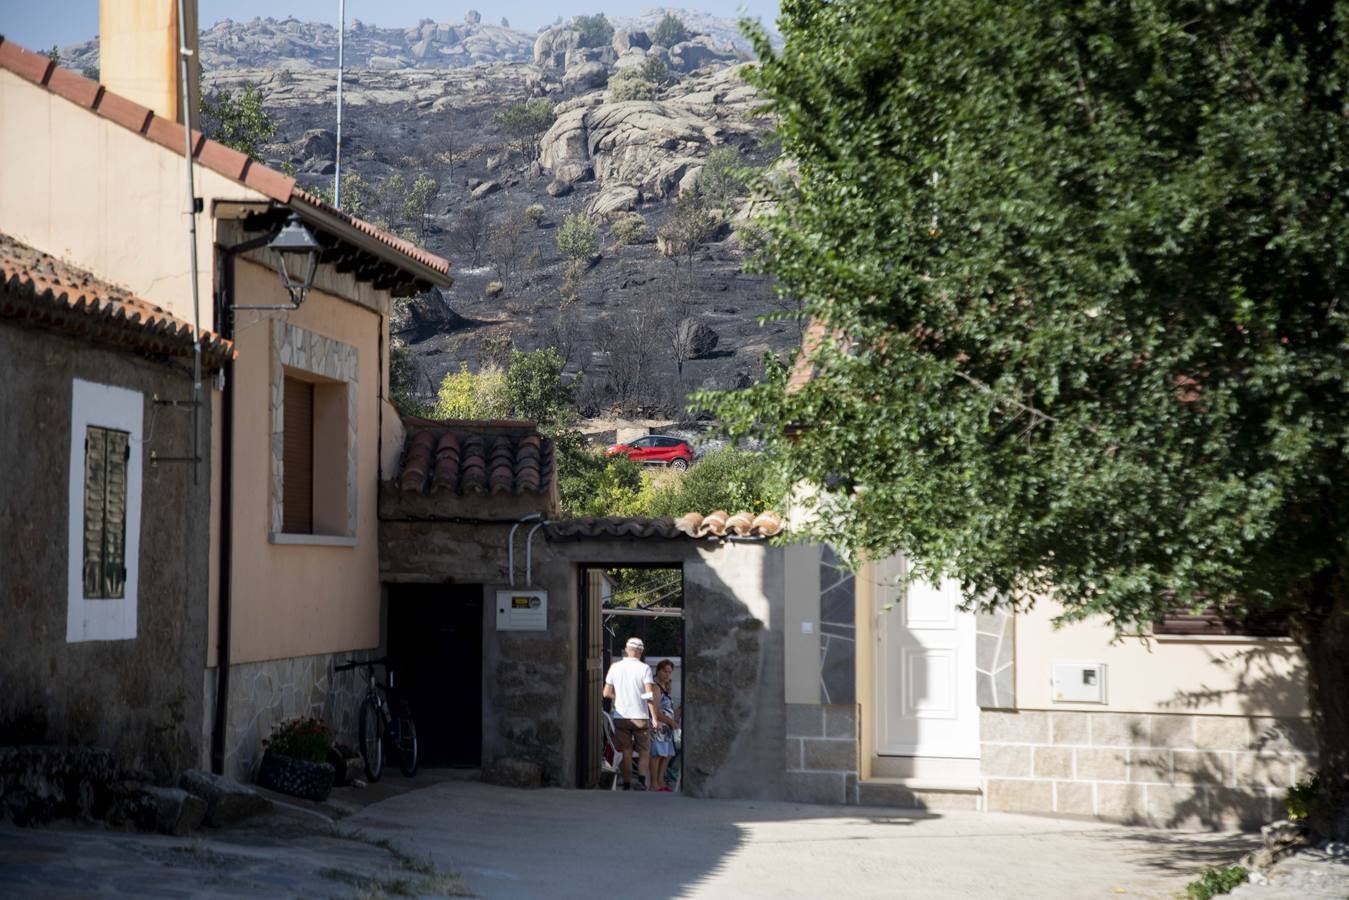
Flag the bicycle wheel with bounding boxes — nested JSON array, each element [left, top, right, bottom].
[[396, 711, 418, 777], [358, 695, 384, 782]]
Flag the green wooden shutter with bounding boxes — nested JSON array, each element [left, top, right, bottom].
[[82, 425, 130, 599]]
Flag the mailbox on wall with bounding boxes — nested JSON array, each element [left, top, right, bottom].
[[496, 589, 548, 631]]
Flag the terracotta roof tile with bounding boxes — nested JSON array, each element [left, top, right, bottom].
[[398, 424, 555, 498], [0, 36, 450, 283], [0, 232, 232, 365], [545, 510, 785, 542], [46, 66, 102, 108]]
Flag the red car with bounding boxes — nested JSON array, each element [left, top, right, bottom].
[[606, 435, 694, 470]]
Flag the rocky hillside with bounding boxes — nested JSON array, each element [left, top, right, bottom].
[[68, 11, 798, 421], [59, 8, 777, 73]]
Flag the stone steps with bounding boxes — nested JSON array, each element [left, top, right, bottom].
[[857, 777, 982, 811]]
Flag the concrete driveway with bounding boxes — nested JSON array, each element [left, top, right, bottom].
[[347, 779, 1258, 899]]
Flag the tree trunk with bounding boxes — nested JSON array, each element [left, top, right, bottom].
[[1295, 562, 1349, 840]]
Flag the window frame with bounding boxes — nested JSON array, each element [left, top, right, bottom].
[[66, 379, 143, 642]]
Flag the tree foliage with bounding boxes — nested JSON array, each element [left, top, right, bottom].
[[402, 174, 440, 238], [723, 0, 1349, 829], [200, 83, 277, 161], [433, 363, 509, 420], [653, 13, 691, 48], [694, 145, 747, 209], [505, 347, 574, 427], [495, 99, 556, 158], [557, 213, 600, 263], [574, 13, 615, 49], [389, 346, 432, 417], [556, 432, 644, 517]]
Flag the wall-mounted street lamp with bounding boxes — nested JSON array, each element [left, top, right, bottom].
[[268, 213, 322, 308]]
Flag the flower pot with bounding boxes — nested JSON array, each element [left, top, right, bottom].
[[256, 751, 335, 802]]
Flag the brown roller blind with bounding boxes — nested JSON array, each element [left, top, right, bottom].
[[283, 376, 314, 534], [1153, 606, 1289, 638]]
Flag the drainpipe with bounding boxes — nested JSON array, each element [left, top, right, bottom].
[[210, 230, 273, 776]]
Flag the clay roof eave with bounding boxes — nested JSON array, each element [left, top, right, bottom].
[[0, 36, 451, 291]]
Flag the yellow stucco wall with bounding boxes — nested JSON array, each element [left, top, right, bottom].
[[213, 258, 385, 665], [1013, 602, 1307, 717], [0, 68, 259, 326], [99, 0, 199, 123]]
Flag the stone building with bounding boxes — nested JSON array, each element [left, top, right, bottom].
[[0, 14, 450, 782], [0, 233, 229, 780]]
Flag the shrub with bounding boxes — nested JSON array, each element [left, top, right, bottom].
[[609, 70, 658, 102], [433, 363, 509, 420], [574, 13, 614, 48], [611, 213, 651, 245], [263, 716, 334, 764], [557, 213, 599, 263], [555, 431, 643, 517], [652, 13, 691, 48], [1185, 866, 1248, 900], [1285, 772, 1320, 820], [632, 447, 784, 517], [494, 99, 556, 158], [525, 203, 547, 225]]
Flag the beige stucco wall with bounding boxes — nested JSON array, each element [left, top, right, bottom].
[[1014, 602, 1307, 718], [0, 69, 262, 326], [216, 257, 385, 665]]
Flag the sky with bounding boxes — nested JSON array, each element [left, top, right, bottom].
[[2, 1, 781, 52]]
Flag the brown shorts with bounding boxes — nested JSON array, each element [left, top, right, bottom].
[[613, 718, 650, 755]]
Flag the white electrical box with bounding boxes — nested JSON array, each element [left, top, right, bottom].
[[1052, 662, 1106, 703], [496, 589, 548, 631]]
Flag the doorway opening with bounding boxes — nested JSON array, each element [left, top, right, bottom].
[[577, 565, 684, 790], [386, 583, 484, 768]]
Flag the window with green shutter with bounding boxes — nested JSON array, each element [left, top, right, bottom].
[[83, 425, 129, 599]]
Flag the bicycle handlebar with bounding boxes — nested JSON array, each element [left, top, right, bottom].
[[334, 655, 389, 673]]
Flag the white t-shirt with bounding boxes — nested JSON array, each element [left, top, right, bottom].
[[605, 656, 655, 720]]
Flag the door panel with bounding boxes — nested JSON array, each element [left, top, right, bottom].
[[876, 556, 979, 759]]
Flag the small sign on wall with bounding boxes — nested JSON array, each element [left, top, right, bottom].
[[496, 589, 548, 631], [1052, 662, 1107, 703]]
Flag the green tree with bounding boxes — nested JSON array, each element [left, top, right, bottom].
[[505, 347, 573, 427], [433, 363, 509, 420], [652, 13, 690, 48], [694, 145, 746, 209], [389, 346, 432, 417], [402, 174, 440, 239], [722, 0, 1349, 835], [47, 45, 60, 65], [574, 13, 614, 49], [494, 99, 556, 158], [200, 83, 277, 161]]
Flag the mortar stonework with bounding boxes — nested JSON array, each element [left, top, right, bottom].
[[980, 709, 1315, 829], [785, 703, 859, 805], [207, 648, 372, 782], [0, 323, 212, 782]]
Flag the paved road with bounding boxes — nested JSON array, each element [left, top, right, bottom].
[[0, 777, 1266, 899], [348, 780, 1257, 899]]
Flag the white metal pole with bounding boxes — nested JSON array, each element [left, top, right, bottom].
[[177, 0, 203, 483], [333, 0, 345, 208]]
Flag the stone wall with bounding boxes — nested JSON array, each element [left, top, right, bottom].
[[0, 323, 211, 782], [981, 709, 1316, 829], [785, 703, 859, 805], [206, 649, 372, 781], [682, 542, 786, 800]]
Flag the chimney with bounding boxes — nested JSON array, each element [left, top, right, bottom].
[[98, 0, 200, 125]]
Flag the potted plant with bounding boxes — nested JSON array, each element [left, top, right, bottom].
[[255, 716, 337, 802]]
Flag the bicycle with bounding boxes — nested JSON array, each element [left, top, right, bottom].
[[333, 656, 418, 782]]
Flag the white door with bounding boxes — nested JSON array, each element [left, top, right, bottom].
[[875, 555, 980, 759]]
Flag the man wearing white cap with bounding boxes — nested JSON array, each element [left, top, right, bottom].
[[603, 637, 658, 790]]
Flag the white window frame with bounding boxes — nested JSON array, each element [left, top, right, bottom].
[[67, 378, 143, 642]]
